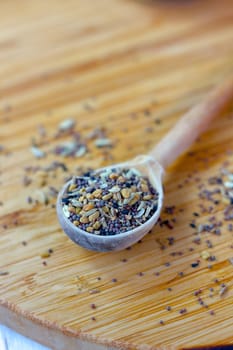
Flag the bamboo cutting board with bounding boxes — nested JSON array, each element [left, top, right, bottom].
[[0, 0, 233, 349]]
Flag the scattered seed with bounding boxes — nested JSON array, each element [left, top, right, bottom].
[[0, 271, 9, 276], [59, 119, 75, 132], [31, 146, 46, 159], [95, 138, 112, 148], [40, 251, 51, 259], [190, 223, 196, 229], [219, 285, 228, 297], [179, 308, 187, 314], [137, 272, 144, 276], [191, 261, 200, 268], [194, 289, 202, 296], [224, 181, 233, 189], [200, 251, 211, 260]]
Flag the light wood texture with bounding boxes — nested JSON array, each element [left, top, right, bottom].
[[0, 0, 233, 349], [152, 77, 233, 168]]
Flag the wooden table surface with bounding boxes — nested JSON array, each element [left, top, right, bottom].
[[0, 0, 233, 349]]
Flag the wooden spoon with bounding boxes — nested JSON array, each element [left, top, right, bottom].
[[57, 77, 233, 252]]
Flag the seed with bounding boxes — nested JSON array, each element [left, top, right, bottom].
[[63, 205, 70, 217], [89, 211, 100, 222], [69, 184, 77, 191], [95, 138, 112, 147], [84, 208, 97, 217], [109, 173, 118, 180], [102, 193, 112, 200], [71, 199, 83, 207], [80, 216, 89, 224], [219, 285, 228, 296], [135, 208, 145, 218], [73, 220, 80, 226], [141, 184, 149, 192], [191, 262, 199, 268], [40, 252, 50, 258], [89, 289, 100, 294], [0, 271, 9, 276], [79, 196, 85, 202], [131, 185, 137, 192], [129, 194, 140, 205], [143, 194, 153, 200], [76, 207, 81, 214], [93, 189, 102, 198], [113, 193, 120, 201], [117, 176, 125, 183], [86, 193, 94, 200], [83, 203, 94, 211], [102, 206, 109, 213], [68, 206, 76, 213], [31, 145, 45, 159], [200, 251, 210, 260], [86, 226, 94, 233], [93, 221, 102, 230], [59, 118, 75, 131], [109, 186, 120, 193], [179, 308, 187, 314], [121, 188, 131, 199], [144, 206, 153, 218], [224, 181, 233, 189]]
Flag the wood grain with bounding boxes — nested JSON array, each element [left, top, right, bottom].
[[0, 0, 233, 349]]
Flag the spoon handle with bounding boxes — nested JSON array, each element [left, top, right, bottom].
[[150, 77, 233, 169]]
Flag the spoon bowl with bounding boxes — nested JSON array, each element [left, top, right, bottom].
[[56, 155, 164, 251]]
